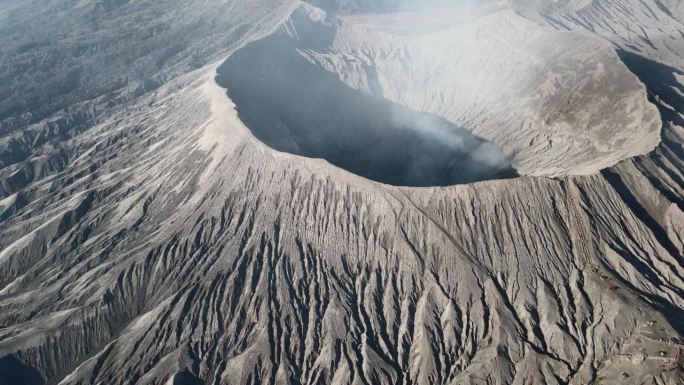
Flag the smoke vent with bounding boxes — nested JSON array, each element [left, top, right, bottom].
[[216, 32, 516, 187]]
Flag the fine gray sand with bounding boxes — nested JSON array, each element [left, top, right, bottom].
[[0, 1, 683, 384]]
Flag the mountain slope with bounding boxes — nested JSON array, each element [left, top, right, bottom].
[[0, 1, 683, 384]]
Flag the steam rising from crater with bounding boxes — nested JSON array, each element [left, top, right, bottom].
[[216, 7, 517, 187]]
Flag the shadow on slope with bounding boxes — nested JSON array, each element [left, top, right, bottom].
[[0, 355, 44, 385], [172, 371, 204, 385], [216, 31, 516, 187], [617, 50, 684, 128], [609, 50, 684, 333]]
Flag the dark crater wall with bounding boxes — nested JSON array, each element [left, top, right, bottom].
[[0, 355, 44, 385], [216, 31, 517, 187]]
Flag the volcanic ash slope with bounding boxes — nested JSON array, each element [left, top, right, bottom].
[[0, 1, 682, 385]]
